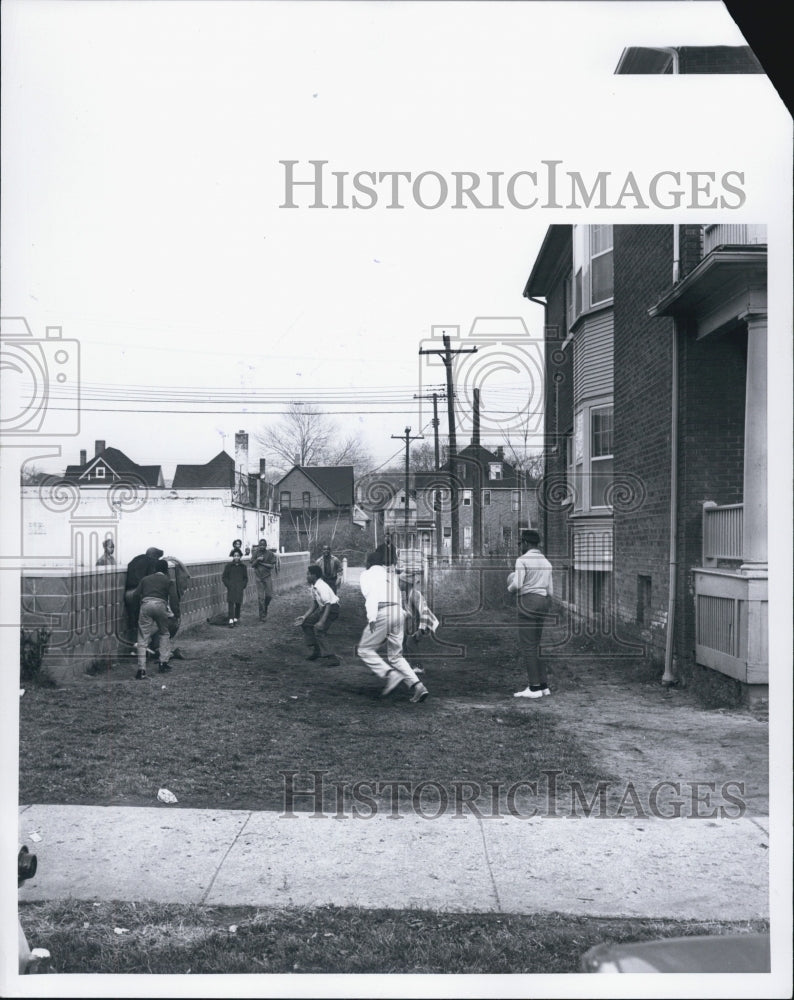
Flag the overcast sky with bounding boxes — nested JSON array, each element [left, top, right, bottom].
[[0, 0, 784, 481]]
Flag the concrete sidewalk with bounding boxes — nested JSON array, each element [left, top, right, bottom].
[[19, 804, 769, 921]]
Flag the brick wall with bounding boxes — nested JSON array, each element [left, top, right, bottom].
[[676, 319, 747, 667], [20, 552, 309, 683], [612, 226, 676, 662], [542, 256, 574, 598], [612, 225, 748, 674], [455, 488, 539, 554]]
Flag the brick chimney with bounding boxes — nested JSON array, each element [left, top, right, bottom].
[[80, 449, 87, 465], [95, 440, 105, 456], [259, 458, 267, 476], [472, 388, 481, 447], [495, 445, 504, 460], [234, 430, 249, 477]]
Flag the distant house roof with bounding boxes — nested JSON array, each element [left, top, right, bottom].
[[172, 451, 235, 489], [63, 446, 163, 488], [443, 443, 524, 488], [276, 466, 355, 507]]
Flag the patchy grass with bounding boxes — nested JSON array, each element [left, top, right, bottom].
[[19, 899, 769, 975], [20, 583, 624, 814]]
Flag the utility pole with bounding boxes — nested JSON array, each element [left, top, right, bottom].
[[472, 388, 482, 557], [413, 389, 446, 559], [391, 426, 424, 549], [418, 333, 477, 559]]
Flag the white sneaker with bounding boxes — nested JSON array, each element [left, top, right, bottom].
[[514, 687, 543, 699], [409, 682, 429, 703], [381, 670, 404, 697], [541, 687, 551, 696]]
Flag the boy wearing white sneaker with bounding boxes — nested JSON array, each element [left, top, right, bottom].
[[507, 529, 553, 699], [358, 551, 428, 703]]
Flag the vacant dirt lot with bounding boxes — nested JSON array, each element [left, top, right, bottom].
[[20, 575, 768, 817]]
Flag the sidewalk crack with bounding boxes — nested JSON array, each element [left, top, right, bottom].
[[475, 815, 502, 913], [200, 812, 253, 905]]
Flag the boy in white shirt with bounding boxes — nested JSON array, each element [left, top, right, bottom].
[[295, 565, 341, 666], [358, 552, 428, 703], [507, 528, 554, 699]]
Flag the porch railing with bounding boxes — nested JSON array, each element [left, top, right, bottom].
[[703, 224, 767, 256], [702, 501, 743, 566]]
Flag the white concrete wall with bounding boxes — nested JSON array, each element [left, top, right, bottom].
[[20, 486, 280, 570]]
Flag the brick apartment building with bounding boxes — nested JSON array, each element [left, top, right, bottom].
[[524, 222, 768, 697]]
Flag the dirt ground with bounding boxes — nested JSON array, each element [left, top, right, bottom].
[[149, 575, 769, 818]]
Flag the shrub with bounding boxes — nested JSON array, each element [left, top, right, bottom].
[[20, 628, 53, 685]]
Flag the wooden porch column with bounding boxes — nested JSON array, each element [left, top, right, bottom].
[[741, 313, 767, 572]]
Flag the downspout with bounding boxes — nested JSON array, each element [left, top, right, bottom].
[[527, 294, 548, 542], [624, 45, 680, 684], [662, 223, 680, 686]]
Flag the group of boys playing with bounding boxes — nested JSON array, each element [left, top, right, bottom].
[[296, 548, 433, 705]]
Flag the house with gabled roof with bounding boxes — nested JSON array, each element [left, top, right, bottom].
[[63, 440, 164, 488], [24, 435, 280, 567], [173, 451, 235, 489], [275, 465, 357, 551]]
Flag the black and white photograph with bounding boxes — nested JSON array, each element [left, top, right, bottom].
[[1, 1, 791, 996]]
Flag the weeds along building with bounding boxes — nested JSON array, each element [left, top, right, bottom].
[[524, 223, 768, 700]]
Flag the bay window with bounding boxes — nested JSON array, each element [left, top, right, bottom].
[[590, 405, 614, 507], [572, 224, 613, 320], [571, 402, 613, 511]]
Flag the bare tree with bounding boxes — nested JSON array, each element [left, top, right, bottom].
[[382, 440, 436, 474], [408, 441, 437, 472], [254, 403, 373, 477], [20, 463, 52, 485]]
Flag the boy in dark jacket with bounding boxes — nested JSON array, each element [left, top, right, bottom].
[[124, 545, 164, 648], [132, 559, 179, 678], [222, 550, 248, 627]]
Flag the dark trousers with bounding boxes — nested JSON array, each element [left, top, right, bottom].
[[255, 576, 273, 619], [228, 602, 242, 620], [517, 593, 551, 688], [302, 603, 339, 656]]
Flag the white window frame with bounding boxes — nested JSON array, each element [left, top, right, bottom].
[[489, 462, 503, 481], [572, 224, 614, 321], [511, 490, 521, 512], [462, 489, 472, 506], [571, 399, 613, 512], [482, 489, 491, 506], [590, 404, 614, 510], [589, 225, 614, 308], [95, 465, 106, 480], [463, 526, 472, 549]]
